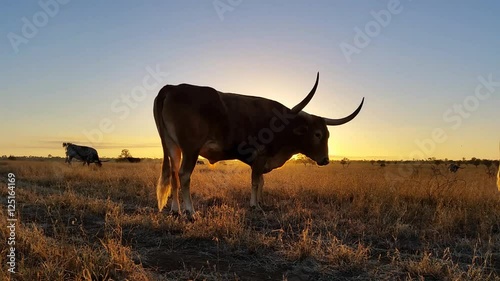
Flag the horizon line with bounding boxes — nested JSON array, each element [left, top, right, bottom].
[[2, 155, 498, 162]]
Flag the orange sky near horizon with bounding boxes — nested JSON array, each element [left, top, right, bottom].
[[1, 2, 499, 161]]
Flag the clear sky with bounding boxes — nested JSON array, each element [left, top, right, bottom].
[[1, 0, 499, 160]]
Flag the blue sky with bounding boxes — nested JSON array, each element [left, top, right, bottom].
[[1, 0, 499, 159]]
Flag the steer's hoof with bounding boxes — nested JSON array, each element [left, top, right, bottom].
[[250, 205, 267, 216], [250, 204, 263, 211], [184, 211, 198, 222], [168, 211, 181, 218]]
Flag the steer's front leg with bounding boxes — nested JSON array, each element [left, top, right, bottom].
[[250, 172, 264, 210]]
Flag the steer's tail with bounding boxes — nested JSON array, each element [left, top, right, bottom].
[[497, 141, 499, 192], [154, 89, 172, 211], [156, 150, 172, 212]]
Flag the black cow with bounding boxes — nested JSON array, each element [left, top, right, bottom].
[[63, 143, 102, 167]]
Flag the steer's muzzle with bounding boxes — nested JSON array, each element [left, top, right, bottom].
[[318, 157, 329, 166]]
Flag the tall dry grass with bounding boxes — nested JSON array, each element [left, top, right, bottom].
[[0, 160, 499, 280]]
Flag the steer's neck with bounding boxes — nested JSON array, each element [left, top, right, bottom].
[[259, 146, 298, 174]]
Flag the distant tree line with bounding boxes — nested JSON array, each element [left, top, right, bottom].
[[287, 155, 499, 171]]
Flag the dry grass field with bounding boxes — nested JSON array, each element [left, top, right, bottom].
[[1, 159, 499, 280]]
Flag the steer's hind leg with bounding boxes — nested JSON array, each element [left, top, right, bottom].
[[179, 150, 199, 219], [169, 145, 182, 216]]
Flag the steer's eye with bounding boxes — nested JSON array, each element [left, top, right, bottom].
[[314, 132, 322, 139]]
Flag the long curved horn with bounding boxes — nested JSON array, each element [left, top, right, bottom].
[[323, 98, 364, 126], [290, 72, 319, 114]]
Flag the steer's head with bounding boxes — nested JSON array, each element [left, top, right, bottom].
[[291, 113, 331, 165], [289, 73, 364, 166]]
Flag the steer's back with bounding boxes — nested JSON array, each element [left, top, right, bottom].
[[154, 84, 230, 152], [154, 84, 289, 162]]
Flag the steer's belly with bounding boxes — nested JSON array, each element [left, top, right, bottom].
[[199, 141, 224, 164]]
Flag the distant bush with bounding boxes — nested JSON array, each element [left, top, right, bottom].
[[116, 157, 141, 163], [340, 157, 351, 168]]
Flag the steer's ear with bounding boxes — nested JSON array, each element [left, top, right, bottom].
[[293, 125, 308, 135]]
